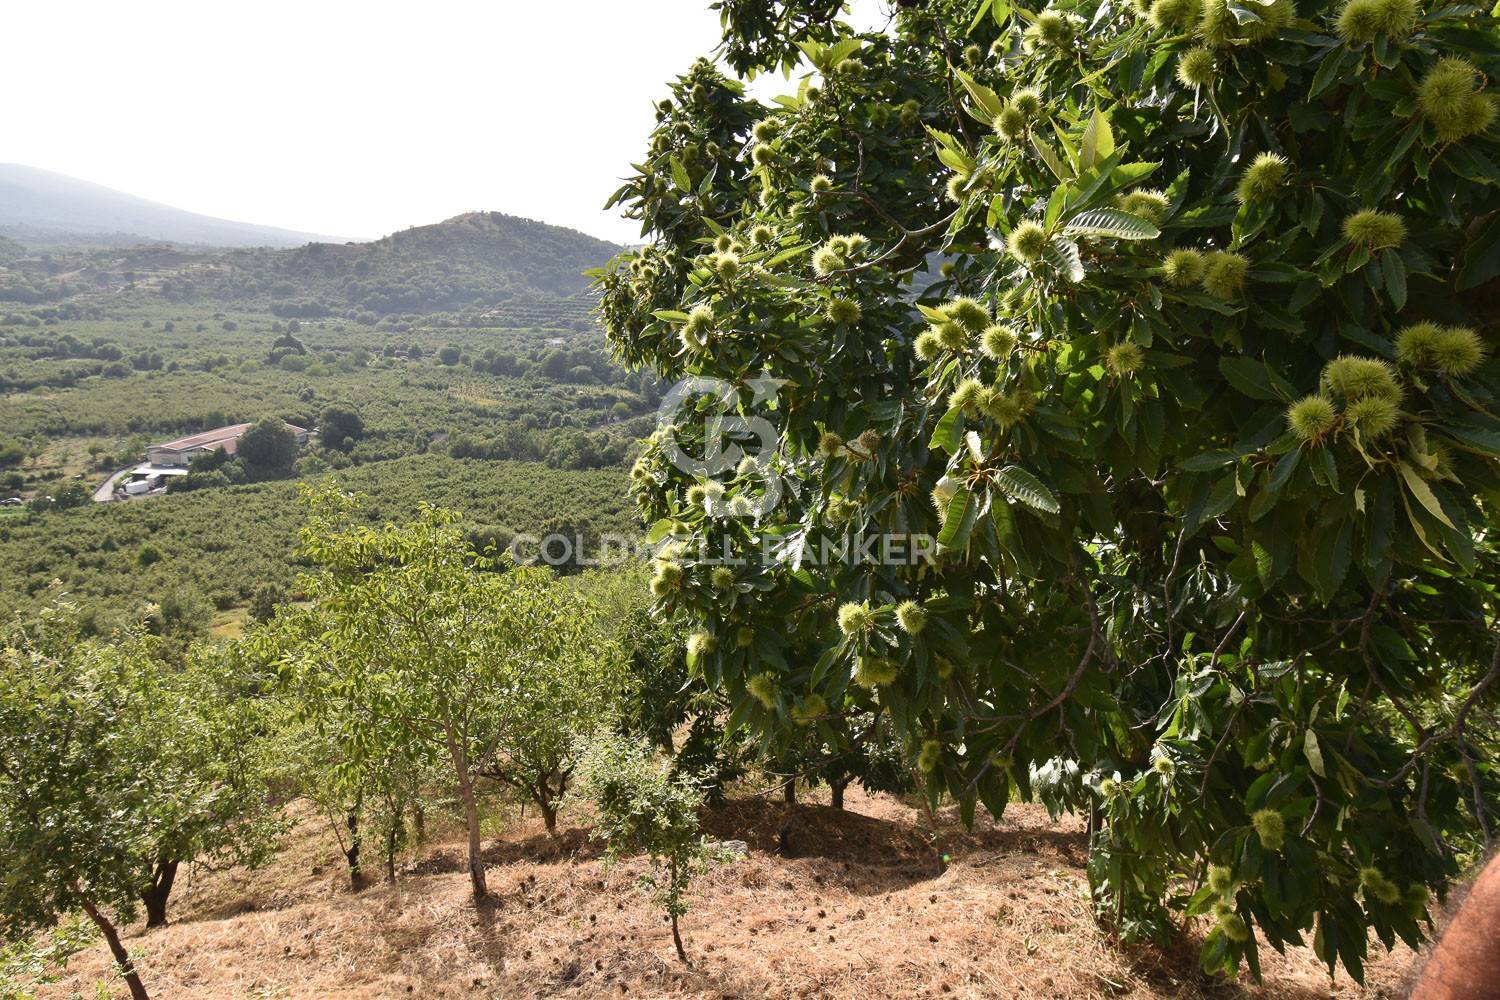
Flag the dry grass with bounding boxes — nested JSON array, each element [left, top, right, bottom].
[[39, 789, 1420, 1000]]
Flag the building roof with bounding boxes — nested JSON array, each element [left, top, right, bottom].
[[153, 422, 306, 455]]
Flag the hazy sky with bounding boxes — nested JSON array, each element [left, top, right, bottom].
[[4, 0, 887, 245]]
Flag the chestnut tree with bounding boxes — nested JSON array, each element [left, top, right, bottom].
[[597, 0, 1500, 980]]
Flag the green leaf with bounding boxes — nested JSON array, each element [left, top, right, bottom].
[[1398, 462, 1455, 529], [1456, 212, 1500, 291], [669, 155, 691, 192], [994, 466, 1060, 514], [1032, 135, 1072, 182], [954, 68, 1005, 120], [1063, 207, 1160, 240], [937, 489, 977, 548], [1218, 357, 1293, 401], [1044, 237, 1086, 282], [1080, 108, 1115, 171], [1181, 449, 1240, 471], [1303, 729, 1326, 777], [929, 406, 964, 453]]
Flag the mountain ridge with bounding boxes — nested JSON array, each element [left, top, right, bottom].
[[0, 164, 353, 248]]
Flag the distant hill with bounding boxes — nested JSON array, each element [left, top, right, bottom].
[[0, 211, 624, 320], [0, 164, 348, 248], [0, 234, 23, 264], [162, 212, 623, 316]]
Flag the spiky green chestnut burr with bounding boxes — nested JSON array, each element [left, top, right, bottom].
[[826, 297, 862, 325], [746, 672, 779, 709], [1104, 341, 1146, 377], [936, 320, 970, 352], [791, 693, 828, 725], [1162, 248, 1206, 286], [1251, 808, 1285, 850], [981, 324, 1018, 360], [1287, 395, 1338, 442], [837, 601, 874, 636], [914, 329, 943, 361], [1235, 153, 1290, 203], [1337, 0, 1419, 42], [1207, 865, 1234, 895], [1342, 209, 1406, 249], [917, 739, 943, 773], [686, 631, 717, 656], [945, 296, 992, 334], [1007, 222, 1048, 263], [1201, 251, 1249, 298], [853, 655, 899, 688], [1321, 355, 1401, 401], [812, 245, 845, 277], [895, 600, 928, 635], [1176, 46, 1215, 87], [949, 377, 987, 415], [1346, 396, 1400, 438], [995, 105, 1028, 140], [809, 173, 833, 194]]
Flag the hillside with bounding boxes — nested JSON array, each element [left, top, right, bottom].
[[188, 212, 623, 316], [0, 211, 621, 318], [33, 788, 1419, 1000], [0, 164, 347, 248]]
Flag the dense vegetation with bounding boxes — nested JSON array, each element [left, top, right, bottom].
[[0, 212, 617, 315], [599, 0, 1499, 982]]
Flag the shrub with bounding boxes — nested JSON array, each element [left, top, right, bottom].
[[571, 731, 730, 963]]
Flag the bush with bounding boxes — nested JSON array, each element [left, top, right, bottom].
[[571, 731, 730, 963]]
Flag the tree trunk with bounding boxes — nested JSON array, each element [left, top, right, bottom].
[[141, 857, 178, 928], [77, 894, 150, 1000], [384, 821, 399, 885], [831, 779, 848, 811], [538, 795, 557, 833], [412, 803, 426, 843], [445, 730, 488, 900], [344, 806, 363, 891], [783, 778, 797, 805], [668, 858, 689, 964]]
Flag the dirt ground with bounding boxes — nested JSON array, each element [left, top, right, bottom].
[[38, 788, 1422, 999]]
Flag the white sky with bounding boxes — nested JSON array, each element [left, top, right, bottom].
[[3, 0, 888, 245]]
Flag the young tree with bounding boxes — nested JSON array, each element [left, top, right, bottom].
[[476, 592, 628, 832], [0, 606, 281, 1000], [571, 731, 730, 963], [598, 0, 1500, 981], [285, 484, 614, 900]]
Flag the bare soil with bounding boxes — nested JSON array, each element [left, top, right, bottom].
[[39, 788, 1420, 999]]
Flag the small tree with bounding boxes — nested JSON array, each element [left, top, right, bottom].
[[285, 484, 606, 901], [0, 606, 281, 1000], [572, 731, 729, 963]]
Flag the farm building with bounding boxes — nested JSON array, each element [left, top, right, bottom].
[[146, 422, 308, 467]]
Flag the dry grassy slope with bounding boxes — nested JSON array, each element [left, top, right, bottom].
[[41, 790, 1419, 1000]]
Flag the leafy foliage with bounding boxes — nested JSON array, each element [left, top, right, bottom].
[[598, 0, 1500, 979], [571, 730, 731, 962], [0, 602, 281, 998]]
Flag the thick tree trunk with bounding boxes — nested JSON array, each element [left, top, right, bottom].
[[831, 779, 848, 811], [445, 731, 488, 900], [538, 795, 557, 833], [671, 913, 688, 964], [141, 857, 178, 928], [77, 894, 150, 1000], [412, 803, 426, 844], [783, 779, 797, 805]]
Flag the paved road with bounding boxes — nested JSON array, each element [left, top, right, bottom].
[[93, 466, 134, 502]]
